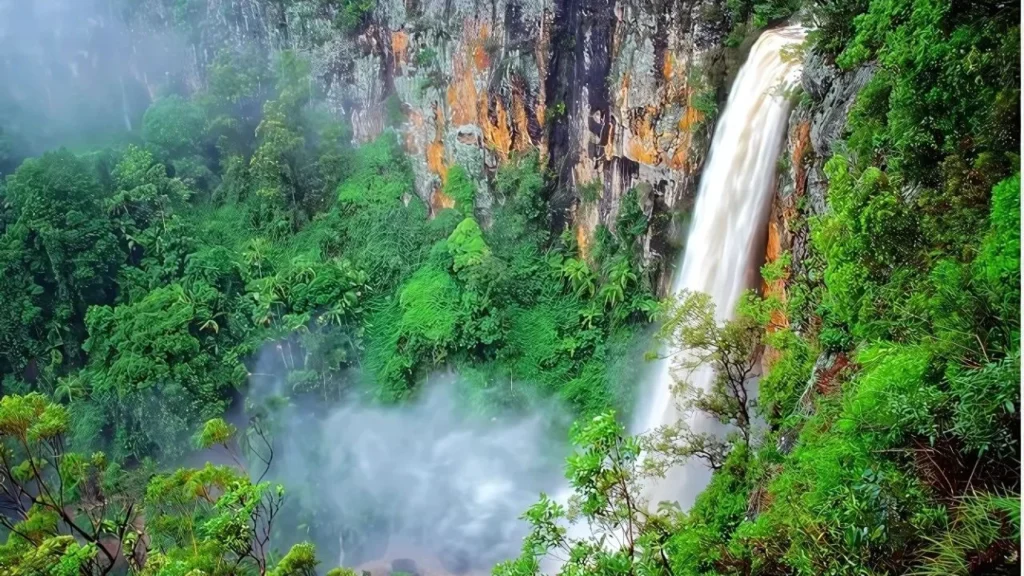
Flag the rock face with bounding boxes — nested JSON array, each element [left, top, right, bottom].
[[800, 50, 876, 217], [764, 48, 874, 333], [546, 0, 729, 269], [123, 0, 732, 289], [365, 0, 731, 284]]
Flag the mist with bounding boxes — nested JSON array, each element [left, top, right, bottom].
[[0, 0, 187, 164], [247, 358, 574, 575]]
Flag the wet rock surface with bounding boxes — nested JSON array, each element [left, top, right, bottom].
[[801, 52, 876, 217]]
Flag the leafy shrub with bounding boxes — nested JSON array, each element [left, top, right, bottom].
[[443, 164, 477, 212], [615, 188, 649, 249], [415, 47, 437, 68], [142, 95, 206, 161], [333, 0, 375, 32], [398, 266, 461, 356], [447, 217, 490, 272]]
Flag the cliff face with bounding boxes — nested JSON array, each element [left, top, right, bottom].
[[544, 0, 728, 280], [764, 49, 875, 334], [124, 0, 731, 289], [360, 0, 731, 286]]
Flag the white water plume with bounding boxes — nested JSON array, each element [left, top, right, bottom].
[[632, 26, 807, 510], [250, 368, 570, 576]]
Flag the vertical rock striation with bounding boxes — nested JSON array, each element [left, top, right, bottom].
[[555, 0, 730, 287], [360, 0, 732, 285]]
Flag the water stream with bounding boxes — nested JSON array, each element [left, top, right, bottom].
[[631, 26, 807, 510]]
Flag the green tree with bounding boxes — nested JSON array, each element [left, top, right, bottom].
[[332, 0, 376, 32], [561, 258, 596, 298], [443, 165, 477, 212], [201, 48, 272, 156], [142, 95, 206, 161], [448, 217, 491, 272], [0, 149, 122, 370], [495, 412, 677, 576], [0, 393, 144, 576], [108, 145, 191, 238], [648, 290, 768, 469], [142, 95, 213, 188], [83, 283, 245, 460], [250, 100, 306, 233]]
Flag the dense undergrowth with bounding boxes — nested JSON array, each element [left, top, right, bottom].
[[0, 46, 657, 459], [736, 2, 1022, 572], [0, 0, 1020, 574]]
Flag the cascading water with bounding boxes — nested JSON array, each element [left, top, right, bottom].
[[632, 26, 807, 510]]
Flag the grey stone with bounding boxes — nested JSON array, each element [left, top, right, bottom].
[[809, 62, 876, 158]]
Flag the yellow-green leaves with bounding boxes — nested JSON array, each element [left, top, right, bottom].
[[271, 542, 319, 576], [447, 217, 490, 272], [195, 418, 237, 450], [0, 393, 68, 441]]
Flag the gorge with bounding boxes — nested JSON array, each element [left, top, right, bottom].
[[0, 1, 1018, 576]]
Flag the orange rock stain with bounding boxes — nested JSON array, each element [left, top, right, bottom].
[[447, 59, 478, 126], [668, 91, 706, 170], [484, 99, 513, 161], [427, 105, 448, 183], [625, 107, 661, 165], [391, 31, 410, 72], [432, 189, 456, 211], [510, 89, 532, 153], [762, 221, 790, 332], [575, 224, 590, 260]]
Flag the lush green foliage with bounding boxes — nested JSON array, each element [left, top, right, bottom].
[[0, 29, 662, 574], [0, 149, 122, 374], [727, 0, 803, 29], [0, 0, 1018, 573], [0, 392, 337, 576], [354, 149, 656, 408], [723, 0, 803, 45], [503, 1, 1020, 575]]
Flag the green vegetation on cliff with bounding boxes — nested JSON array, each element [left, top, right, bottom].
[[0, 36, 658, 575], [498, 1, 1020, 575], [0, 0, 1019, 575]]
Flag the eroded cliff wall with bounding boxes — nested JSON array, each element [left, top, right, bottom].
[[351, 0, 731, 287], [122, 0, 734, 289]]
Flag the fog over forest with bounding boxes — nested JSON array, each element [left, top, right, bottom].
[[0, 0, 185, 162]]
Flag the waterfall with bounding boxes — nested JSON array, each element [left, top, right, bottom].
[[632, 26, 807, 510], [119, 74, 132, 131]]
